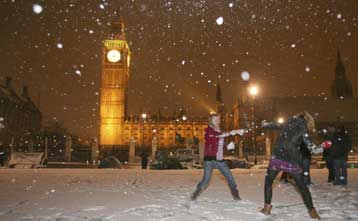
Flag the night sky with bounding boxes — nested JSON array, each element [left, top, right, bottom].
[[0, 0, 357, 138]]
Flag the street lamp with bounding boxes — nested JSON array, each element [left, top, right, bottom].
[[277, 117, 285, 124], [141, 113, 147, 150], [248, 85, 259, 164], [248, 85, 259, 97]]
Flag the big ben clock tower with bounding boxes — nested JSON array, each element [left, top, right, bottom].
[[99, 16, 130, 146]]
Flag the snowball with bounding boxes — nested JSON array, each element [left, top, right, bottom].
[[99, 4, 105, 9], [216, 17, 224, 25], [291, 44, 296, 48], [241, 71, 250, 81], [32, 4, 43, 14], [57, 43, 63, 49], [337, 14, 342, 19], [229, 3, 234, 8], [75, 70, 81, 76], [305, 66, 311, 72]]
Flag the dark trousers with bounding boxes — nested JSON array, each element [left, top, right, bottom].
[[302, 159, 311, 185], [334, 160, 347, 185], [141, 158, 148, 169], [264, 169, 314, 210], [326, 160, 335, 182]]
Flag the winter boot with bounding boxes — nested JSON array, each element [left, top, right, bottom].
[[231, 189, 241, 200], [190, 188, 201, 201], [308, 207, 320, 219], [260, 203, 272, 215]]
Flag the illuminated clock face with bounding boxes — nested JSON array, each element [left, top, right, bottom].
[[107, 50, 121, 62]]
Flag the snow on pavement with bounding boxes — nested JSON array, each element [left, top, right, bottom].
[[0, 169, 357, 221]]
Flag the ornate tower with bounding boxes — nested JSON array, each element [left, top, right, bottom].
[[99, 16, 131, 146], [331, 49, 353, 98]]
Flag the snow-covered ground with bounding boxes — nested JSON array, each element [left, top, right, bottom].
[[0, 169, 357, 221]]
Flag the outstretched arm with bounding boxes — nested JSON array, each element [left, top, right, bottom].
[[261, 120, 282, 129], [302, 133, 332, 155], [218, 129, 246, 138]]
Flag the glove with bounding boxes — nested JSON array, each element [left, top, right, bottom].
[[321, 140, 332, 149], [261, 120, 269, 127], [308, 143, 324, 154], [227, 141, 235, 150], [229, 129, 246, 136]]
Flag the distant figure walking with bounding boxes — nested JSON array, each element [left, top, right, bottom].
[[141, 151, 149, 169], [323, 124, 336, 183], [330, 126, 352, 185]]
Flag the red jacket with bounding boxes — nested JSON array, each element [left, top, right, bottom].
[[204, 126, 221, 158]]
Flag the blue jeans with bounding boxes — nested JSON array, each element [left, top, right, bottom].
[[334, 160, 348, 185], [195, 160, 238, 194]]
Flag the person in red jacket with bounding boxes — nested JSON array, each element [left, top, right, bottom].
[[191, 113, 245, 201]]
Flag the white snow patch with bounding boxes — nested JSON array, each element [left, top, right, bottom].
[[0, 169, 356, 220]]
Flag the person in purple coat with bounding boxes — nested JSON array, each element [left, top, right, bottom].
[[191, 113, 245, 201]]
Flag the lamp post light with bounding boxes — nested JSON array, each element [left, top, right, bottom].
[[141, 113, 147, 150], [248, 85, 259, 164], [277, 117, 285, 124]]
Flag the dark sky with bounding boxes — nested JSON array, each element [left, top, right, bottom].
[[0, 0, 357, 138]]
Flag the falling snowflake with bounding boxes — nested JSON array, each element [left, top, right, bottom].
[[241, 71, 250, 81], [216, 17, 224, 25], [32, 4, 43, 14]]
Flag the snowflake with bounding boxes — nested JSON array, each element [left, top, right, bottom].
[[216, 17, 224, 25], [32, 4, 43, 14]]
